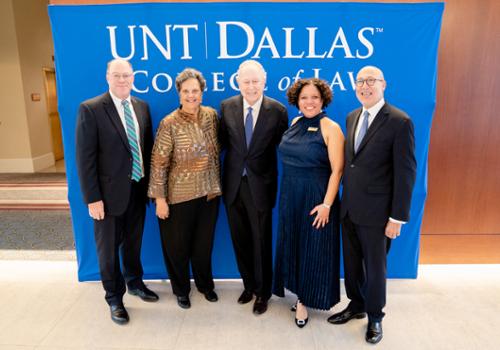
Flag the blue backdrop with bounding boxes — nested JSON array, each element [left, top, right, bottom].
[[48, 2, 444, 281]]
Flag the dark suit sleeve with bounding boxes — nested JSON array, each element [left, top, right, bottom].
[[274, 104, 289, 145], [391, 118, 417, 221], [75, 102, 101, 204], [218, 102, 228, 151]]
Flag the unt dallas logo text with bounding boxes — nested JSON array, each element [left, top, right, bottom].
[[106, 21, 383, 93]]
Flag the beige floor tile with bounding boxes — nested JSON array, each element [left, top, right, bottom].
[[0, 262, 84, 346], [1, 262, 500, 349], [38, 281, 180, 349]]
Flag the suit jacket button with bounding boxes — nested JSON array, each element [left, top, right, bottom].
[[350, 164, 355, 168]]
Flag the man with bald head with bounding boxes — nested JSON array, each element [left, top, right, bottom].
[[76, 59, 157, 325], [219, 60, 288, 315], [328, 66, 416, 344]]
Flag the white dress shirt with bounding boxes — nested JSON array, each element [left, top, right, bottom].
[[354, 98, 385, 141], [243, 95, 263, 130]]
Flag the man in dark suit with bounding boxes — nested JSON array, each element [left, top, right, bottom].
[[76, 59, 158, 325], [327, 66, 416, 344], [219, 60, 288, 315]]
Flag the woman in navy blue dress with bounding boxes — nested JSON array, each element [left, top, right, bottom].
[[273, 78, 345, 328]]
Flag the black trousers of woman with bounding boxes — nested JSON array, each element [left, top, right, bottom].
[[158, 196, 219, 297]]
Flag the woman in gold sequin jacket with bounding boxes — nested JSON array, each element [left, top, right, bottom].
[[148, 68, 221, 309]]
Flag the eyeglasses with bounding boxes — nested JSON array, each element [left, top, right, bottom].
[[355, 78, 384, 87], [239, 79, 262, 87], [110, 73, 133, 80], [180, 88, 202, 95]]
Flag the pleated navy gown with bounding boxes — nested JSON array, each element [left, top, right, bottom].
[[273, 113, 340, 310]]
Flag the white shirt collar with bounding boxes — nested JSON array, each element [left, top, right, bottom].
[[109, 90, 131, 106], [243, 95, 264, 115], [362, 98, 385, 125]]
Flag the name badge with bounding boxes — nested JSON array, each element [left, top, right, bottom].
[[307, 127, 318, 132]]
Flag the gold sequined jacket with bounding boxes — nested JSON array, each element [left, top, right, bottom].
[[148, 106, 222, 204]]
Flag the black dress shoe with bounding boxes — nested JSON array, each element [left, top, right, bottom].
[[327, 307, 366, 324], [177, 295, 191, 309], [128, 286, 159, 302], [366, 321, 383, 344], [204, 290, 218, 302], [253, 297, 268, 315], [110, 304, 129, 325], [237, 290, 253, 304]]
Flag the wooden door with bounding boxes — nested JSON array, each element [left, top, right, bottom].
[[43, 68, 64, 161]]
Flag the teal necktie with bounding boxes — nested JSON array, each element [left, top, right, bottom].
[[122, 100, 142, 181]]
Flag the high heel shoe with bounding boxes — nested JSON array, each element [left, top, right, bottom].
[[294, 302, 308, 328], [295, 316, 309, 328]]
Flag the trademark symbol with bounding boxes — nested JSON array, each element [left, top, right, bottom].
[[376, 27, 384, 33]]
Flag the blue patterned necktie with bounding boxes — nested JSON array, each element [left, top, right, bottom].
[[122, 100, 142, 181], [245, 106, 254, 148], [354, 110, 370, 153], [242, 107, 254, 176]]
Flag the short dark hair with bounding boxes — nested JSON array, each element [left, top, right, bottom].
[[175, 68, 206, 92], [286, 78, 333, 109]]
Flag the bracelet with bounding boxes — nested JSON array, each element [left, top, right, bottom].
[[322, 203, 331, 209]]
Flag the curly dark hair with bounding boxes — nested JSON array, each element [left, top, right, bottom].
[[286, 78, 333, 109]]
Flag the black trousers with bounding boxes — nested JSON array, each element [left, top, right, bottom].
[[94, 182, 146, 306], [158, 196, 219, 297], [226, 177, 273, 299], [341, 214, 392, 322]]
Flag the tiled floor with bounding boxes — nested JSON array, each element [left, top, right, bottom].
[[0, 262, 499, 350]]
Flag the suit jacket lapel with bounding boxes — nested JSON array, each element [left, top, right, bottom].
[[348, 108, 362, 158], [232, 95, 247, 151], [131, 97, 145, 151], [103, 92, 131, 153], [355, 103, 389, 156]]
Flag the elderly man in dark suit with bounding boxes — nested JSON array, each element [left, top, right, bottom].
[[76, 59, 158, 325], [327, 66, 416, 344], [219, 60, 288, 315]]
